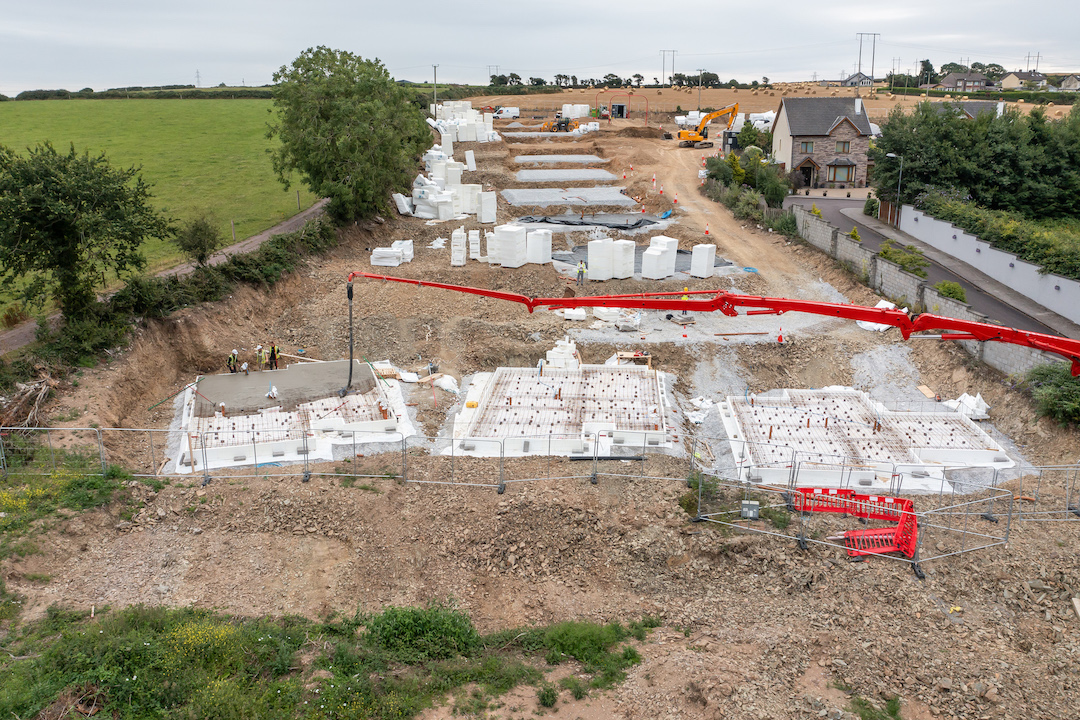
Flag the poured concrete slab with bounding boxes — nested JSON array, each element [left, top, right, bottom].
[[502, 187, 637, 207], [515, 168, 616, 182], [195, 360, 371, 416], [514, 155, 609, 164]]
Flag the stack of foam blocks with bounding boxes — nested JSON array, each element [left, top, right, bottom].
[[494, 224, 527, 268], [690, 244, 716, 278], [642, 236, 679, 279], [526, 230, 552, 264], [429, 101, 499, 143], [451, 227, 467, 267]]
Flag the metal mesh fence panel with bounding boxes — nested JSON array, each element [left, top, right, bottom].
[[991, 465, 1080, 522]]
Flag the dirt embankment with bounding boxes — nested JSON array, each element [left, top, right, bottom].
[[17, 125, 1080, 720]]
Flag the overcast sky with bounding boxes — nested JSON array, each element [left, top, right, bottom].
[[2, 0, 1077, 96]]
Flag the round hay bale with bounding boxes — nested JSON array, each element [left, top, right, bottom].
[[1017, 98, 1025, 103]]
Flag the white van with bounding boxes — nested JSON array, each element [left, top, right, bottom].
[[492, 107, 520, 119]]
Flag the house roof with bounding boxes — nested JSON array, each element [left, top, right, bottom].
[[826, 157, 857, 166], [1004, 71, 1046, 81], [931, 100, 1000, 118], [939, 72, 990, 86], [777, 97, 873, 136]]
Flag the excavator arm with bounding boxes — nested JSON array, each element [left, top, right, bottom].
[[349, 272, 1080, 375]]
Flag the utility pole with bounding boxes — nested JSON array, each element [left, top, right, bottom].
[[432, 64, 439, 108], [697, 68, 706, 110], [660, 50, 677, 85], [195, 69, 201, 88]]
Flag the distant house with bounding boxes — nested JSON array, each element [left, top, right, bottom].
[[938, 72, 992, 92], [932, 101, 1005, 119], [840, 72, 874, 87], [1000, 71, 1048, 90], [770, 97, 873, 188], [1060, 75, 1080, 92]]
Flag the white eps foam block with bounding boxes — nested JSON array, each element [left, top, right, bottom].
[[485, 231, 500, 265], [651, 235, 680, 277], [440, 132, 453, 157], [526, 229, 553, 264], [641, 247, 667, 280], [479, 192, 497, 224], [495, 224, 528, 268], [587, 238, 614, 281], [370, 248, 403, 267], [612, 239, 636, 279], [468, 230, 481, 259], [464, 150, 476, 171], [446, 165, 463, 187], [690, 244, 716, 278], [391, 239, 414, 262]]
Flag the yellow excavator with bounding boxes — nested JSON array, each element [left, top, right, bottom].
[[670, 103, 739, 148]]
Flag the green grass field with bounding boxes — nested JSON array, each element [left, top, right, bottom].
[[0, 99, 318, 280]]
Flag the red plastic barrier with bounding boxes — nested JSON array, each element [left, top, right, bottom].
[[796, 488, 919, 559]]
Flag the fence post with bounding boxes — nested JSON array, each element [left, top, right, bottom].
[[96, 428, 106, 475], [497, 439, 506, 494], [149, 430, 157, 477], [590, 432, 599, 484], [46, 429, 56, 473], [400, 435, 407, 483], [0, 430, 7, 477], [201, 432, 212, 486]]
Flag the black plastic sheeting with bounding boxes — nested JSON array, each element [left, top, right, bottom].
[[516, 215, 659, 230]]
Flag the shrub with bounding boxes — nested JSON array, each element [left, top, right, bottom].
[[933, 280, 967, 303], [878, 240, 929, 277], [849, 226, 861, 242], [538, 684, 558, 707], [766, 211, 799, 238], [365, 603, 480, 661], [734, 189, 763, 222], [1024, 362, 1080, 425], [726, 152, 745, 187], [704, 156, 734, 186], [810, 203, 822, 218], [863, 196, 880, 217]]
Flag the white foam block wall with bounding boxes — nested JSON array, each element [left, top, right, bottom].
[[526, 229, 553, 264], [464, 150, 476, 171], [462, 184, 480, 215], [690, 244, 716, 278], [612, 240, 636, 279], [479, 192, 497, 224], [641, 248, 666, 279], [587, 238, 615, 281], [469, 230, 481, 259], [486, 231, 500, 265], [496, 224, 528, 268]]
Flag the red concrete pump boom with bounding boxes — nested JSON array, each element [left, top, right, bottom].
[[348, 272, 1080, 376]]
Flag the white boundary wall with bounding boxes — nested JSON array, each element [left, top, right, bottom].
[[900, 205, 1080, 326]]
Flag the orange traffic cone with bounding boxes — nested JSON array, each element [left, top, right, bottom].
[[630, 164, 634, 171], [705, 223, 710, 235], [701, 156, 706, 166], [778, 327, 784, 343], [674, 193, 678, 204], [641, 205, 646, 213], [682, 325, 688, 338], [659, 185, 664, 195], [623, 170, 627, 179]]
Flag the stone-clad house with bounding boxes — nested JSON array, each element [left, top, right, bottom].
[[770, 97, 873, 188]]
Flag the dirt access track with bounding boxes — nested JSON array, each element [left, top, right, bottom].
[[11, 116, 1080, 720]]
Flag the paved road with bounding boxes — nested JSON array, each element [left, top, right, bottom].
[[0, 199, 329, 357], [783, 196, 1056, 335]]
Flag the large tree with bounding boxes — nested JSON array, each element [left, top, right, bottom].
[[0, 142, 172, 320], [268, 47, 431, 224]]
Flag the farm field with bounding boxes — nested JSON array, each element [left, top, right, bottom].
[[0, 99, 318, 278]]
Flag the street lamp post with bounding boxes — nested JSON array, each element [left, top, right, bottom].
[[885, 152, 904, 224]]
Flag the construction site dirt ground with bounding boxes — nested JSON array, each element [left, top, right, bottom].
[[10, 121, 1080, 720]]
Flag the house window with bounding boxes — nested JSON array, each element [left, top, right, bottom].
[[827, 165, 854, 182], [835, 141, 850, 153], [800, 141, 813, 153]]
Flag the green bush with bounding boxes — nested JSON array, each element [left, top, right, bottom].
[[878, 240, 930, 277], [1024, 362, 1080, 425], [365, 603, 480, 661], [919, 195, 1080, 280], [849, 226, 861, 242], [933, 280, 967, 303], [863, 197, 880, 217], [704, 156, 734, 186], [766, 211, 799, 238], [537, 684, 558, 707], [734, 189, 764, 222]]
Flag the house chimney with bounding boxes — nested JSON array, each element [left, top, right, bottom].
[[855, 97, 863, 115]]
